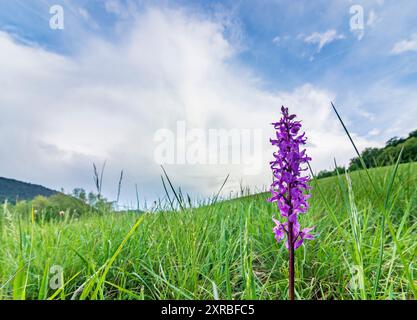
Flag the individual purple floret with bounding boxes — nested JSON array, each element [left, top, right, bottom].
[[268, 106, 314, 300], [272, 219, 315, 250]]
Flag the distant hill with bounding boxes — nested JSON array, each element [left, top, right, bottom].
[[0, 177, 57, 204], [317, 129, 417, 179]]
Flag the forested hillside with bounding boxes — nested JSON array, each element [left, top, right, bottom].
[[317, 129, 417, 178], [0, 177, 57, 203]]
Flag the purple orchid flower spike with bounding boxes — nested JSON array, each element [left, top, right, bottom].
[[268, 106, 314, 300]]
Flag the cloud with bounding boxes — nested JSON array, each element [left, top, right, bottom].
[[77, 7, 100, 29], [272, 35, 290, 46], [304, 29, 345, 52], [105, 0, 122, 14], [272, 36, 281, 44], [0, 7, 375, 206], [367, 10, 378, 27], [78, 7, 90, 21], [391, 33, 417, 54], [368, 128, 380, 136]]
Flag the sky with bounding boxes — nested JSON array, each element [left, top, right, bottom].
[[0, 0, 416, 208]]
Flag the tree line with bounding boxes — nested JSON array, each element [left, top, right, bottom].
[[317, 129, 417, 179]]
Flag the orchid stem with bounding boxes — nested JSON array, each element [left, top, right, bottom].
[[288, 222, 295, 300]]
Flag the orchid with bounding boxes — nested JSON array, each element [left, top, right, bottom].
[[268, 106, 314, 300]]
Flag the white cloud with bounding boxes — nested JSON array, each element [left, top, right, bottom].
[[367, 10, 378, 27], [304, 29, 345, 52], [0, 8, 375, 205], [78, 7, 90, 20], [105, 0, 122, 14], [368, 128, 380, 136], [272, 35, 291, 46], [77, 7, 99, 29], [104, 0, 129, 17], [391, 33, 417, 54]]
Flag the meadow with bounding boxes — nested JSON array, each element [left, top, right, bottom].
[[0, 161, 416, 300]]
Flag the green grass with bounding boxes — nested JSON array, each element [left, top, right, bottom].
[[0, 162, 416, 300]]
